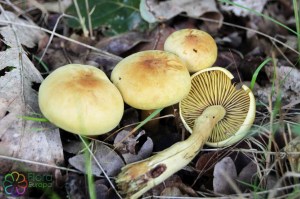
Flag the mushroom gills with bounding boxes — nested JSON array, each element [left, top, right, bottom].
[[180, 67, 254, 147], [116, 105, 226, 199]]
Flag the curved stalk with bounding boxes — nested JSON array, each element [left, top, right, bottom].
[[116, 105, 226, 199]]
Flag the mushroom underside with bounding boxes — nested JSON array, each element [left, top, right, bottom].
[[180, 70, 250, 143]]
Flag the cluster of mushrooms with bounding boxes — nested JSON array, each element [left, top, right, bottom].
[[38, 29, 256, 199]]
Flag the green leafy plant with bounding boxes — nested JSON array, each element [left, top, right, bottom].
[[250, 57, 272, 91], [66, 0, 148, 36], [293, 0, 300, 55]]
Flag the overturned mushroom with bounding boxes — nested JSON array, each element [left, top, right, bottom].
[[116, 67, 255, 198], [180, 67, 256, 147]]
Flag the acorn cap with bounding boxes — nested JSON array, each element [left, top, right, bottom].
[[164, 29, 217, 73], [111, 50, 191, 110], [38, 64, 124, 135], [179, 67, 256, 147]]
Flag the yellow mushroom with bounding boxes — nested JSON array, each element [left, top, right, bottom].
[[180, 67, 256, 147], [164, 29, 218, 73], [116, 67, 256, 199], [111, 50, 191, 132], [38, 64, 124, 135], [111, 50, 191, 110]]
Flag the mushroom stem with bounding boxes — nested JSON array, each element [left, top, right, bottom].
[[116, 105, 226, 199]]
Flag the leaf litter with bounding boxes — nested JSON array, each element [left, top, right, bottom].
[[1, 0, 300, 198], [0, 10, 64, 173], [114, 129, 153, 164], [68, 141, 125, 177]]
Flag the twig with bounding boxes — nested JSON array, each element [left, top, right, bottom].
[[0, 18, 122, 60], [0, 155, 81, 173]]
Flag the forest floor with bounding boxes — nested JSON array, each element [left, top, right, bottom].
[[0, 0, 300, 199]]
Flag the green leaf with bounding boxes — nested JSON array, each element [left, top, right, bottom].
[[250, 57, 272, 90], [66, 0, 148, 36]]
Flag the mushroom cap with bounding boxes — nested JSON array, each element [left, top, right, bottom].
[[111, 50, 191, 110], [164, 29, 217, 73], [38, 64, 124, 135], [179, 67, 256, 147]]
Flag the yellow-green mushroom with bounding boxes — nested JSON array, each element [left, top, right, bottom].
[[164, 29, 218, 73], [111, 50, 191, 110], [111, 50, 191, 132], [116, 67, 256, 199], [38, 64, 124, 135]]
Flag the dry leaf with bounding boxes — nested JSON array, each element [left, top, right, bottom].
[[0, 10, 64, 173], [68, 142, 125, 176], [0, 11, 46, 48], [213, 157, 237, 194], [140, 0, 223, 24], [114, 130, 153, 164], [41, 0, 72, 13], [95, 183, 109, 199], [63, 140, 83, 154], [220, 0, 267, 17], [86, 51, 122, 76], [65, 173, 86, 199], [96, 32, 149, 55], [236, 161, 258, 192], [195, 152, 219, 175], [256, 66, 300, 104]]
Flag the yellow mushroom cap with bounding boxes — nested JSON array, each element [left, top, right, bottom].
[[38, 64, 124, 135], [111, 50, 191, 110], [179, 67, 256, 147], [164, 29, 217, 73]]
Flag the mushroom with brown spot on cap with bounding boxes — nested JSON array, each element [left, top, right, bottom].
[[111, 50, 192, 133], [111, 50, 191, 110], [38, 64, 124, 135], [116, 67, 256, 199], [164, 29, 218, 73]]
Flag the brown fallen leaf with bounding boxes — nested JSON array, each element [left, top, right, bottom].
[[256, 65, 300, 104], [95, 182, 109, 199], [140, 0, 223, 25], [65, 33, 97, 55], [114, 129, 153, 164], [86, 51, 122, 76], [0, 11, 46, 48], [196, 152, 220, 175], [65, 173, 86, 199], [68, 142, 125, 177], [0, 10, 64, 173], [95, 31, 149, 55], [213, 157, 237, 194], [220, 0, 267, 17], [236, 161, 258, 192], [136, 25, 176, 51]]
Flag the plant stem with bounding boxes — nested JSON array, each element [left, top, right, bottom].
[[73, 0, 89, 37], [85, 0, 93, 39], [293, 0, 300, 58]]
